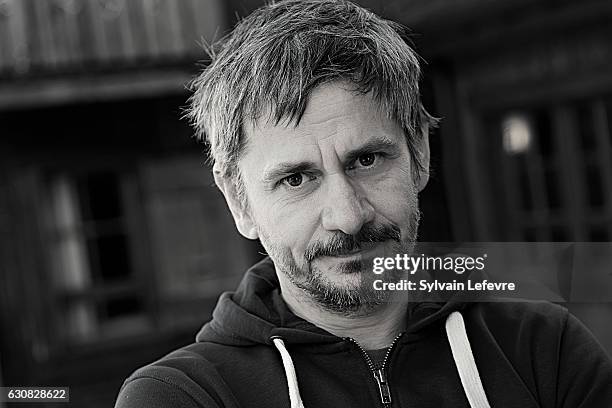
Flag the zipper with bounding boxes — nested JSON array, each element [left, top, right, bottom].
[[346, 332, 404, 407]]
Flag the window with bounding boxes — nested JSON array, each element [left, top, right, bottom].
[[46, 169, 149, 343], [42, 156, 256, 346], [491, 96, 612, 241]]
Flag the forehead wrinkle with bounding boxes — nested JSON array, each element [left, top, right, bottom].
[[315, 132, 344, 176], [301, 84, 386, 123]]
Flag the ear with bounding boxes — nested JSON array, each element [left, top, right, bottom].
[[213, 166, 259, 240], [416, 122, 430, 192]]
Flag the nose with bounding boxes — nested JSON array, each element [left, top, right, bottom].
[[321, 174, 375, 235]]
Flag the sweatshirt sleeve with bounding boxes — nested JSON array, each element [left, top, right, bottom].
[[114, 376, 220, 408], [556, 313, 612, 407]]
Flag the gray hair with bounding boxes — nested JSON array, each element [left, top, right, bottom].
[[187, 0, 437, 189]]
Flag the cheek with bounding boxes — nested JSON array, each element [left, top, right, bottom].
[[254, 197, 320, 256], [365, 169, 418, 221]]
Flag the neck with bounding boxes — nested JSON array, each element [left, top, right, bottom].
[[278, 276, 408, 350]]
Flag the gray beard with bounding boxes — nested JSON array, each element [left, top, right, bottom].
[[259, 209, 420, 317]]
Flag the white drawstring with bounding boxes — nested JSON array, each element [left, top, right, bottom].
[[272, 312, 490, 408], [445, 311, 492, 408], [272, 337, 305, 408]]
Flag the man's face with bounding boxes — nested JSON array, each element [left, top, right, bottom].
[[232, 82, 426, 314]]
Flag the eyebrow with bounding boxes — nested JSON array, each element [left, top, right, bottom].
[[261, 135, 400, 184], [343, 136, 398, 165], [262, 161, 318, 184]]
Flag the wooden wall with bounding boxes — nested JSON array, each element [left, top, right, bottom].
[[0, 0, 226, 76]]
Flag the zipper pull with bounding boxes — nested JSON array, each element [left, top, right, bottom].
[[374, 368, 392, 404]]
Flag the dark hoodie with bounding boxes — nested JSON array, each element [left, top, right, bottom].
[[115, 257, 612, 407]]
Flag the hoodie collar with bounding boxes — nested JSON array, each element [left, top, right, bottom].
[[196, 257, 465, 346]]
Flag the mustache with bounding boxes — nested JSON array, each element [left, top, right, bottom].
[[304, 223, 401, 262]]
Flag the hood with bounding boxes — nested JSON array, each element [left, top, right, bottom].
[[196, 257, 467, 347]]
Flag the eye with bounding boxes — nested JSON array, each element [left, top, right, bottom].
[[358, 153, 376, 167], [283, 173, 304, 187], [347, 152, 386, 173]]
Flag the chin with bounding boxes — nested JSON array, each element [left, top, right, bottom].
[[296, 263, 389, 315]]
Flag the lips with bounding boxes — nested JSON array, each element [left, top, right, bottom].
[[323, 242, 379, 259]]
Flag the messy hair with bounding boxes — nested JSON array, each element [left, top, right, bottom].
[[187, 0, 437, 190]]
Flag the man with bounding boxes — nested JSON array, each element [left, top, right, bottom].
[[115, 1, 612, 407]]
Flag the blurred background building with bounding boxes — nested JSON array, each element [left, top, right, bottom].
[[0, 0, 611, 406]]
